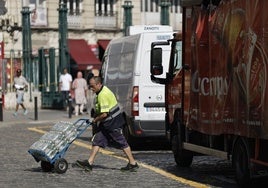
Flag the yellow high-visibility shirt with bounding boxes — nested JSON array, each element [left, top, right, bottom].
[[95, 86, 117, 114]]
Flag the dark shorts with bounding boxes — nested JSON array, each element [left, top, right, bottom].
[[92, 128, 129, 149], [61, 91, 70, 107]]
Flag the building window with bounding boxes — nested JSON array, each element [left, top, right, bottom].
[[29, 0, 47, 26], [29, 0, 46, 7], [170, 0, 180, 13], [61, 0, 83, 15], [141, 0, 181, 13], [95, 0, 115, 16], [141, 0, 159, 12]]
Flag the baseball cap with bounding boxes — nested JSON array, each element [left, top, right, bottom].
[[16, 69, 22, 73]]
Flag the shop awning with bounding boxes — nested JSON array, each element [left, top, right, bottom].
[[97, 39, 110, 61], [97, 39, 110, 50], [68, 39, 101, 70]]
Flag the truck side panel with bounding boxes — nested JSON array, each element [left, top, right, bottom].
[[185, 0, 268, 138]]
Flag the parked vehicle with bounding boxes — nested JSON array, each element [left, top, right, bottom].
[[150, 0, 268, 186], [100, 25, 174, 145]]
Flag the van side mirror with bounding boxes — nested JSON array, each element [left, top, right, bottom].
[[150, 47, 163, 75]]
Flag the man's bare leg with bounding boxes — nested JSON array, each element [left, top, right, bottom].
[[88, 145, 100, 165], [123, 146, 136, 165]]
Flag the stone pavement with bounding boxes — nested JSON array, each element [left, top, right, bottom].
[[0, 108, 192, 188], [0, 108, 80, 126]]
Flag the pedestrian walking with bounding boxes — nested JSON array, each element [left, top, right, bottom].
[[76, 76, 139, 171], [13, 69, 28, 116], [59, 68, 72, 111], [85, 72, 95, 115], [72, 71, 87, 116]]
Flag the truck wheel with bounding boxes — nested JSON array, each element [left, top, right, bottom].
[[232, 139, 251, 187], [172, 134, 193, 167], [41, 161, 53, 172], [54, 158, 68, 174]]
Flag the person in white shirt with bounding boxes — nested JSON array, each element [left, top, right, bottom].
[[59, 68, 73, 110], [13, 69, 28, 116]]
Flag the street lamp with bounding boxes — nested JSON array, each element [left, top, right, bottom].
[[122, 1, 133, 36], [0, 17, 21, 39], [21, 7, 33, 102], [58, 1, 69, 72], [160, 0, 171, 25]]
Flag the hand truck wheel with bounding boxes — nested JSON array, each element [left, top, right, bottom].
[[54, 158, 68, 174]]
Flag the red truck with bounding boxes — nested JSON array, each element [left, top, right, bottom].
[[150, 0, 268, 186]]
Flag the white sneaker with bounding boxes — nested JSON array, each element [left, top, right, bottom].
[[24, 109, 28, 115], [13, 112, 18, 117]]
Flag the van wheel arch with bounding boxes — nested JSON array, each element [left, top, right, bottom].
[[122, 113, 136, 146]]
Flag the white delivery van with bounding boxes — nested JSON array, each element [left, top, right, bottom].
[[100, 25, 173, 144]]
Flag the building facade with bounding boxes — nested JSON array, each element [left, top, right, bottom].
[[0, 0, 182, 109]]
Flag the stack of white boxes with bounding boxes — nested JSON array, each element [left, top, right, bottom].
[[29, 121, 78, 159]]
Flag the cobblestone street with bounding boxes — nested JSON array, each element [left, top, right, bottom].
[[0, 110, 195, 188]]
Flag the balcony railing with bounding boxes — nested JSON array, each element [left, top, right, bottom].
[[67, 15, 82, 29], [94, 11, 118, 29], [67, 11, 118, 29]]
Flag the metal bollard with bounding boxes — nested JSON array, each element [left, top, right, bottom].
[[34, 96, 38, 120], [68, 93, 72, 118], [0, 95, 3, 122]]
